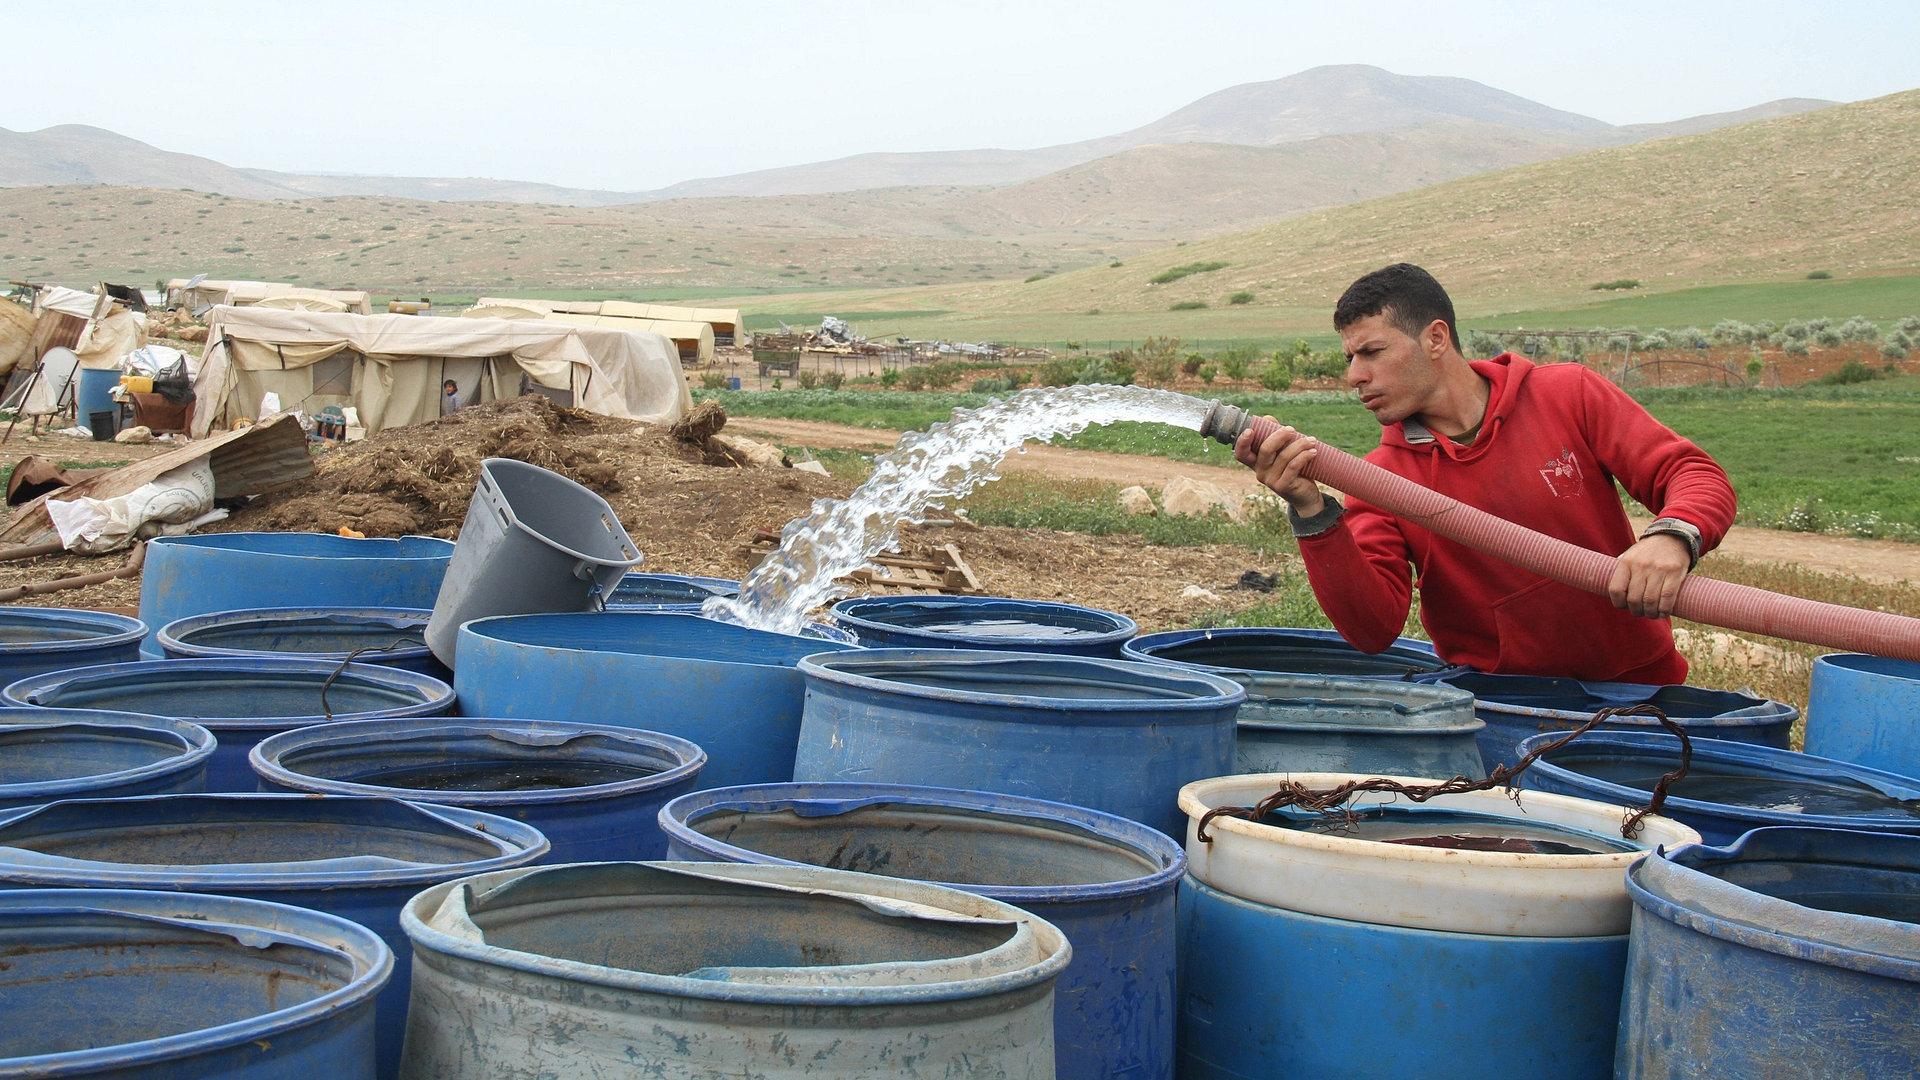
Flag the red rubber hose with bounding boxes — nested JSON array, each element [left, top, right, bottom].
[[1236, 413, 1920, 663]]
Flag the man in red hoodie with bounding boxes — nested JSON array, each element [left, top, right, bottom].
[[1235, 264, 1736, 684]]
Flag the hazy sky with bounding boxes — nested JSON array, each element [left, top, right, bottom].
[[9, 1, 1918, 191]]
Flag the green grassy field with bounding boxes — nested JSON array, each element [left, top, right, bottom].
[[712, 377, 1920, 541], [1468, 274, 1920, 331]]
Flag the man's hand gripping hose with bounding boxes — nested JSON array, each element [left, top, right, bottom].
[[1199, 401, 1920, 662]]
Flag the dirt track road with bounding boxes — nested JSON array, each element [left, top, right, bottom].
[[730, 416, 1918, 586]]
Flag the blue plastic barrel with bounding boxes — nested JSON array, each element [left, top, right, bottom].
[[1124, 626, 1461, 680], [454, 612, 860, 789], [830, 595, 1139, 656], [1179, 876, 1627, 1080], [0, 794, 548, 1080], [3, 658, 455, 792], [0, 607, 145, 685], [157, 606, 447, 680], [1620, 827, 1920, 1078], [253, 718, 706, 862], [1232, 674, 1486, 779], [137, 533, 453, 658], [0, 888, 391, 1079], [1517, 730, 1920, 845], [77, 367, 120, 437], [1805, 654, 1920, 777], [660, 782, 1186, 1080], [606, 573, 738, 611], [1437, 671, 1798, 771], [0, 707, 215, 810], [792, 649, 1245, 837]]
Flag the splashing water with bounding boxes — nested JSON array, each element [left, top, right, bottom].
[[705, 384, 1215, 636]]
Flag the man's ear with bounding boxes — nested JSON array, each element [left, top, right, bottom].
[[1424, 319, 1451, 361]]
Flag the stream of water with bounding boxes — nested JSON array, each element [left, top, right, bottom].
[[705, 385, 1215, 636]]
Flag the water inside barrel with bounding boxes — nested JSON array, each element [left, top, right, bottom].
[[907, 617, 1107, 639], [352, 759, 653, 792], [1264, 805, 1638, 855], [1563, 756, 1920, 819]]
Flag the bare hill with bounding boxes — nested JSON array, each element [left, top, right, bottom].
[[237, 170, 645, 207], [0, 125, 293, 198], [913, 89, 1920, 315], [1607, 98, 1836, 143]]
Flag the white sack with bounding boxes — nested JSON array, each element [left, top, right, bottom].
[[48, 459, 216, 554]]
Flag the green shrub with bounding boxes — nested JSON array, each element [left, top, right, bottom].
[[878, 367, 900, 389], [1218, 345, 1257, 381], [1590, 279, 1640, 291], [797, 370, 820, 390], [1898, 315, 1920, 337], [1137, 337, 1180, 384], [1226, 290, 1255, 305], [1840, 316, 1881, 342], [1256, 362, 1293, 392], [1807, 270, 1833, 280], [1170, 300, 1208, 311], [1813, 327, 1845, 348], [1746, 357, 1766, 382], [1782, 338, 1811, 356], [1881, 340, 1910, 361], [1463, 329, 1504, 358], [1819, 359, 1880, 385], [1293, 350, 1348, 381], [1710, 319, 1758, 346], [1024, 272, 1048, 283], [1781, 319, 1811, 340], [1180, 352, 1205, 376], [1149, 261, 1229, 285], [971, 376, 1015, 394], [1108, 261, 1123, 268], [820, 370, 845, 390], [699, 371, 729, 390], [925, 362, 963, 389], [901, 368, 928, 391], [1197, 364, 1217, 384]]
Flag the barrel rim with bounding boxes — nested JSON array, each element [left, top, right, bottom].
[[0, 607, 146, 657], [0, 708, 217, 803], [250, 718, 709, 806], [1121, 626, 1451, 674], [1627, 828, 1920, 983], [0, 794, 551, 889], [155, 605, 434, 664], [829, 595, 1138, 649], [1516, 729, 1920, 832], [458, 610, 860, 669], [657, 781, 1186, 902], [1439, 672, 1798, 726], [0, 887, 392, 1076], [797, 647, 1248, 713], [0, 657, 455, 730], [401, 861, 1073, 1006], [1813, 652, 1920, 684], [145, 531, 454, 560], [1231, 673, 1482, 735], [1180, 772, 1698, 870]]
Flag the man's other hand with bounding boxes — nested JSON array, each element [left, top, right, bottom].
[[1608, 533, 1693, 618], [1235, 419, 1324, 517]]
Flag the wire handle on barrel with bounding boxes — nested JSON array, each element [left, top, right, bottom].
[[1196, 705, 1692, 843]]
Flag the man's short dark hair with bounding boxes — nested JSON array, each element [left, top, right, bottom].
[[1334, 263, 1459, 352]]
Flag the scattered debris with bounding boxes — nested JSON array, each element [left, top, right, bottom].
[[1181, 584, 1226, 603], [1233, 570, 1277, 592]]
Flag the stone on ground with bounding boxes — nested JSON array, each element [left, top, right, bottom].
[[1161, 475, 1245, 523], [1117, 485, 1157, 515]]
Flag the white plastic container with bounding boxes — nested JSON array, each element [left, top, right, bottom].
[[1179, 773, 1699, 937]]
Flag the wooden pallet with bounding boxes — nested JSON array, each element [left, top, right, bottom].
[[742, 531, 984, 596]]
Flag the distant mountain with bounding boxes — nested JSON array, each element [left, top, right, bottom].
[[0, 67, 1838, 216]]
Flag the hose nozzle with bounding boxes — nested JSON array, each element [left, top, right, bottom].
[[1198, 400, 1252, 446]]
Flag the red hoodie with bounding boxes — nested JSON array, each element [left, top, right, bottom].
[[1296, 354, 1736, 684]]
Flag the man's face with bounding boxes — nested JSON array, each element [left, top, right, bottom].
[[1338, 312, 1439, 427]]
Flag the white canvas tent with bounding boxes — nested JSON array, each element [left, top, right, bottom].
[[166, 280, 373, 315], [193, 306, 690, 438], [467, 299, 716, 365], [477, 297, 742, 347]]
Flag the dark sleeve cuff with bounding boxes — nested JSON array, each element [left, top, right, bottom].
[[1288, 494, 1345, 538]]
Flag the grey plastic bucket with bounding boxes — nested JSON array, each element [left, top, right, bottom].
[[0, 793, 549, 1080], [1231, 674, 1486, 779], [425, 458, 643, 666], [398, 861, 1070, 1078], [2, 658, 457, 793], [0, 888, 392, 1079], [0, 708, 216, 810], [157, 606, 445, 680]]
